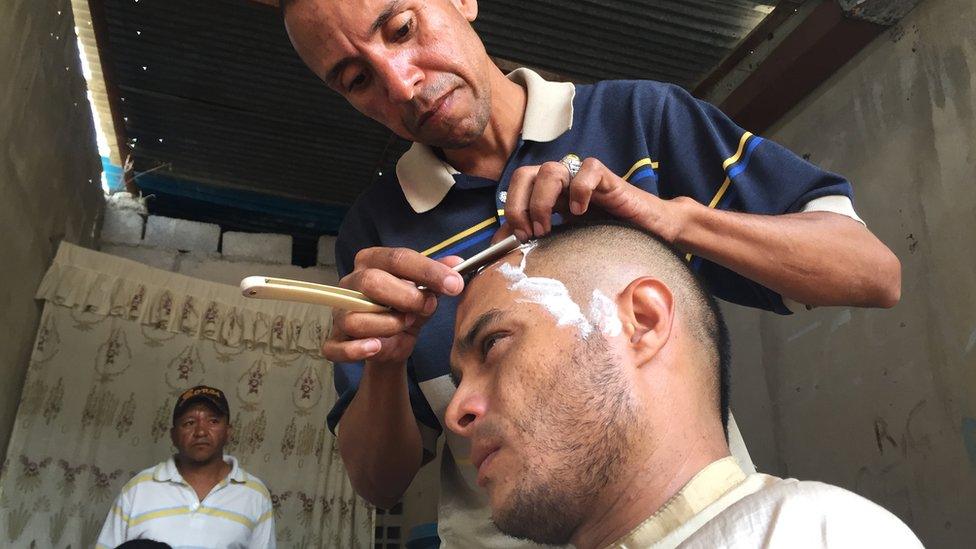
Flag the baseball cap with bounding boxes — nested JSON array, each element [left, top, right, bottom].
[[172, 385, 230, 424]]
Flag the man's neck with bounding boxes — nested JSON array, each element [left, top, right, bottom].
[[176, 454, 230, 485], [571, 426, 730, 549], [441, 67, 527, 181]]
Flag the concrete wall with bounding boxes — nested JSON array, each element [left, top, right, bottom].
[[728, 0, 976, 545], [0, 0, 103, 457]]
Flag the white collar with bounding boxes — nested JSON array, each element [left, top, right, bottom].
[[610, 457, 746, 548], [396, 68, 576, 213], [156, 454, 244, 484]]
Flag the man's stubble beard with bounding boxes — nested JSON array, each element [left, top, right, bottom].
[[492, 334, 638, 545], [410, 74, 492, 150]]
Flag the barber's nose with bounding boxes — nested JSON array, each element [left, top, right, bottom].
[[445, 387, 487, 438], [377, 55, 423, 103]]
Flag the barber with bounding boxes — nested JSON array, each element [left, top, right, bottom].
[[281, 0, 901, 546]]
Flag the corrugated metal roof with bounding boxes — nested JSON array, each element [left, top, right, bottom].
[[84, 0, 782, 246], [99, 0, 408, 207], [475, 0, 777, 85]]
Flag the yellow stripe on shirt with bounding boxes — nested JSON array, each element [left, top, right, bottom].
[[112, 504, 130, 523], [687, 132, 754, 262], [198, 506, 255, 529], [621, 157, 660, 181], [420, 216, 498, 257], [128, 507, 191, 527], [256, 509, 274, 525], [121, 473, 154, 494], [723, 132, 754, 171], [708, 132, 754, 209], [239, 479, 271, 500]]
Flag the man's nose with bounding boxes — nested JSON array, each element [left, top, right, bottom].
[[445, 386, 488, 437], [375, 53, 423, 104]]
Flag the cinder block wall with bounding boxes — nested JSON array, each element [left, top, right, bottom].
[[98, 208, 340, 287], [0, 0, 103, 457], [727, 0, 976, 545]]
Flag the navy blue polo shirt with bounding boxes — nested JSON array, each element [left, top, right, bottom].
[[329, 69, 858, 449]]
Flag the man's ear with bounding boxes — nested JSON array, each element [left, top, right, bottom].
[[619, 277, 674, 367], [450, 0, 479, 22], [170, 426, 178, 448]]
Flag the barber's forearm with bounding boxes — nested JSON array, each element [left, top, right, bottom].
[[338, 361, 424, 508], [663, 198, 901, 308]]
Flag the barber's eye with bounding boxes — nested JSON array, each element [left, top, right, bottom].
[[394, 18, 413, 40], [347, 73, 367, 92]]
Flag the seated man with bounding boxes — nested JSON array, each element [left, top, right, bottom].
[[97, 386, 275, 549], [445, 223, 920, 548]]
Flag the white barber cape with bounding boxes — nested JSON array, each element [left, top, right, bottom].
[[610, 457, 922, 549]]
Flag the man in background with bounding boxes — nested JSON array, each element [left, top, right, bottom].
[[96, 385, 275, 549], [445, 223, 920, 548]]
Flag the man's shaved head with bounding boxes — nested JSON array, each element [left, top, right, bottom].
[[446, 221, 733, 545], [500, 222, 731, 427]]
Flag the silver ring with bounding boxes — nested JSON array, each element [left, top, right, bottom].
[[560, 153, 582, 179]]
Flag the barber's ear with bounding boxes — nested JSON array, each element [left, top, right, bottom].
[[450, 0, 479, 22], [619, 277, 674, 366]]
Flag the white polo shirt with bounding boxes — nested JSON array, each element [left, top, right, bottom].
[[611, 457, 921, 548], [96, 455, 275, 549]]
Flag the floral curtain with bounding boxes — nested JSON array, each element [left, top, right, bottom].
[[0, 242, 373, 548]]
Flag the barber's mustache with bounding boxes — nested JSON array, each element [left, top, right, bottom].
[[402, 77, 458, 127]]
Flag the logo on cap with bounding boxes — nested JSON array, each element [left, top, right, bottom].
[[173, 385, 230, 424]]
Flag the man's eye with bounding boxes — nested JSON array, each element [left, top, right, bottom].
[[347, 73, 367, 92], [482, 334, 502, 357], [394, 18, 413, 40]]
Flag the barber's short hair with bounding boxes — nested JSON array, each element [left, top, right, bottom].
[[531, 221, 732, 430]]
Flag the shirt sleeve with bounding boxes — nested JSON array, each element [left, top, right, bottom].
[[654, 84, 858, 314], [326, 202, 443, 462], [95, 491, 129, 549], [250, 498, 276, 549]]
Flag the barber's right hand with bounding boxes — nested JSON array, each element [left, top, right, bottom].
[[322, 247, 464, 365]]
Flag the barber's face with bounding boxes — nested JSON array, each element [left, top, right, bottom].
[[284, 0, 493, 149], [446, 263, 635, 545], [170, 402, 231, 465]]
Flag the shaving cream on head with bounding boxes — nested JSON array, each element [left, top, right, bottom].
[[498, 242, 594, 337], [496, 241, 625, 339], [588, 289, 623, 337]]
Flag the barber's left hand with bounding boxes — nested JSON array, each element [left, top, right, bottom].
[[494, 157, 683, 244]]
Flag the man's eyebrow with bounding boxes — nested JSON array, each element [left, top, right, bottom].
[[325, 0, 405, 87], [450, 308, 506, 387], [369, 0, 406, 35], [455, 308, 505, 355]]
